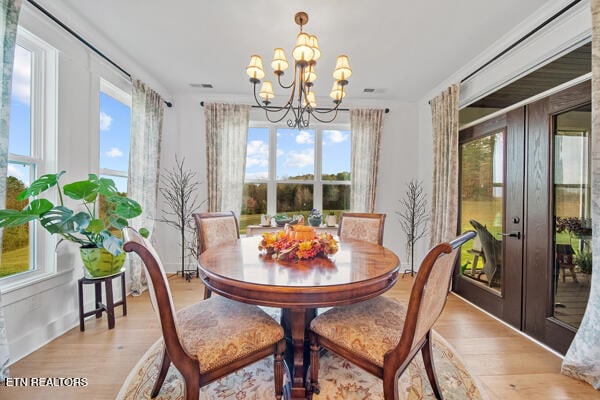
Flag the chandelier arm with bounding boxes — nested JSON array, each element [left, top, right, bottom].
[[252, 82, 294, 113], [277, 70, 296, 90], [311, 101, 342, 114], [310, 107, 340, 124]]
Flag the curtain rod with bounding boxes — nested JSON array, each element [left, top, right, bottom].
[[199, 101, 390, 114], [26, 0, 173, 107], [460, 0, 582, 84]]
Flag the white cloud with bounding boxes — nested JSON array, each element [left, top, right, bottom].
[[245, 171, 269, 180], [106, 147, 123, 158], [246, 140, 269, 168], [284, 149, 314, 168], [11, 46, 31, 105], [246, 157, 268, 168], [296, 130, 314, 144], [7, 164, 27, 183], [99, 111, 113, 131], [325, 130, 349, 144], [276, 149, 285, 157]]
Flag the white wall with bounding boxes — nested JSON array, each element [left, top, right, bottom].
[[1, 3, 173, 364]]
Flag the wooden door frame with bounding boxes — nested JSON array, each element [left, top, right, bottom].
[[524, 79, 591, 353], [453, 106, 525, 329]]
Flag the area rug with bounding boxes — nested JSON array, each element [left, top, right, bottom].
[[117, 331, 487, 400]]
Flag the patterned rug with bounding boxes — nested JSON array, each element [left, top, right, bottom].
[[117, 331, 487, 400]]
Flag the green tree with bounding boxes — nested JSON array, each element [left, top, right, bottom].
[[2, 176, 29, 252]]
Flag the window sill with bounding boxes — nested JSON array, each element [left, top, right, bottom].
[[0, 268, 75, 306]]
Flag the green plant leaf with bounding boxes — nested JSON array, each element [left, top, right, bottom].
[[101, 232, 123, 256], [88, 174, 118, 196], [63, 180, 99, 202], [108, 195, 142, 219], [87, 218, 105, 234], [0, 199, 54, 227], [139, 228, 150, 238], [109, 215, 128, 230], [39, 206, 91, 235], [17, 172, 65, 201]]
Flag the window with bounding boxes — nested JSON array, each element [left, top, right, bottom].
[[99, 80, 131, 194], [1, 28, 57, 284], [241, 126, 351, 233]]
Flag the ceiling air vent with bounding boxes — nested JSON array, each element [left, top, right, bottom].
[[190, 83, 213, 88], [363, 88, 376, 93]]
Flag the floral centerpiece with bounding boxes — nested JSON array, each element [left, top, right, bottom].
[[259, 224, 338, 261]]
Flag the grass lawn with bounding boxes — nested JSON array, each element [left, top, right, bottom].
[[0, 246, 30, 277]]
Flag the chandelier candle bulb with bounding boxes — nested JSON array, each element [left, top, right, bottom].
[[333, 55, 352, 83], [271, 48, 289, 73], [246, 55, 265, 81], [309, 35, 321, 60], [259, 81, 275, 102], [330, 81, 346, 101], [293, 32, 315, 64], [303, 64, 317, 83]]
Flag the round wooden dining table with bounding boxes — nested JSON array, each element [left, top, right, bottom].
[[198, 235, 400, 399]]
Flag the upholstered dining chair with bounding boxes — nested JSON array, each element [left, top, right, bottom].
[[308, 230, 476, 400], [193, 211, 240, 299], [122, 227, 286, 400], [337, 212, 386, 245]]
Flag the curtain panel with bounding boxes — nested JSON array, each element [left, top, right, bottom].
[[429, 84, 460, 247], [204, 103, 249, 215], [0, 0, 22, 380], [349, 109, 384, 213], [561, 0, 600, 389], [128, 79, 164, 295]]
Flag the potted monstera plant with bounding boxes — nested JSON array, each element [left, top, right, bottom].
[[0, 172, 148, 278]]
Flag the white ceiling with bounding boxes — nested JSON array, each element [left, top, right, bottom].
[[52, 0, 552, 103]]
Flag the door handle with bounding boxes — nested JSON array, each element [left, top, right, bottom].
[[501, 231, 521, 239]]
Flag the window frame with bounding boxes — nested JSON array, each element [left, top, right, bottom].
[[245, 122, 352, 217], [1, 27, 58, 290]]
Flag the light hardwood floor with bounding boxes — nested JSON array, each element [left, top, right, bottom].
[[1, 274, 598, 400]]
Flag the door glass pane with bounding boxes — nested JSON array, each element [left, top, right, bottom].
[[459, 131, 504, 293], [553, 104, 592, 329]]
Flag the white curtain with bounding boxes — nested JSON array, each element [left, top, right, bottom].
[[128, 79, 164, 295], [561, 1, 600, 388], [429, 84, 460, 246], [0, 0, 22, 380], [349, 109, 384, 212], [204, 103, 249, 214]]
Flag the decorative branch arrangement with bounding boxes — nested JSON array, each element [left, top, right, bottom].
[[396, 180, 429, 276], [158, 156, 205, 281]]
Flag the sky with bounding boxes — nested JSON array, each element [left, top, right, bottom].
[[8, 43, 131, 193], [245, 127, 351, 181]]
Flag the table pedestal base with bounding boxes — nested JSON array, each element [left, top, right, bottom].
[[281, 307, 317, 399]]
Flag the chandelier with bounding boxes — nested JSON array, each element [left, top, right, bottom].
[[245, 11, 351, 129]]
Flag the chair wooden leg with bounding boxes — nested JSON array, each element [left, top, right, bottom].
[[307, 332, 321, 395], [183, 371, 200, 400], [203, 287, 212, 300], [421, 331, 443, 400], [151, 347, 171, 398], [274, 340, 286, 400]]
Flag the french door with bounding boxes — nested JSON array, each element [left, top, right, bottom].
[[453, 80, 592, 353]]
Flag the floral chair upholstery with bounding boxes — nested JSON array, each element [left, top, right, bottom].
[[193, 212, 240, 299], [308, 231, 476, 400], [338, 212, 386, 245], [122, 227, 286, 400]]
